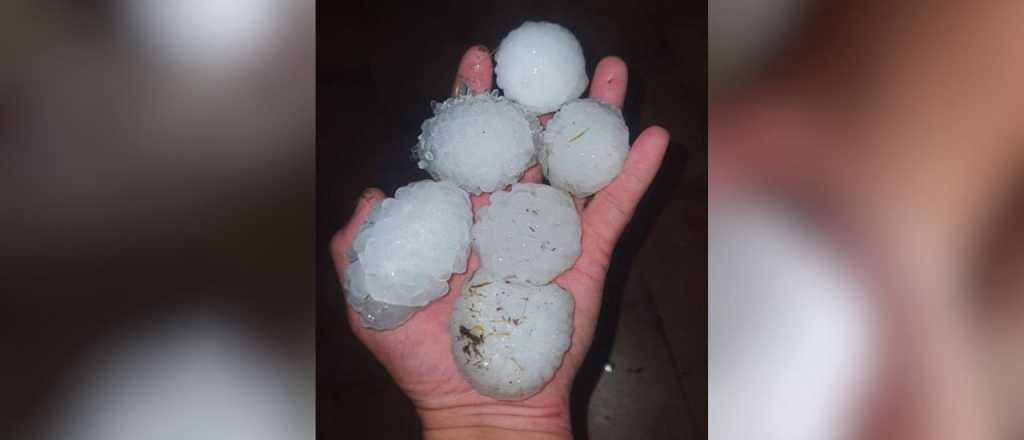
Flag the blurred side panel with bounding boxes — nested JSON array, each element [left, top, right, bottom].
[[0, 1, 315, 438]]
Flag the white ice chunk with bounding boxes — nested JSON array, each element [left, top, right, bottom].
[[344, 180, 472, 329], [496, 21, 589, 114], [541, 99, 629, 197], [415, 92, 540, 194], [450, 273, 574, 400], [344, 288, 419, 331], [472, 183, 581, 285]]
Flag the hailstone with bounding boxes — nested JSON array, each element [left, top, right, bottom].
[[472, 183, 581, 285], [495, 21, 589, 114], [344, 288, 419, 331], [415, 92, 540, 194], [450, 272, 574, 400], [345, 180, 472, 329], [541, 99, 630, 197]]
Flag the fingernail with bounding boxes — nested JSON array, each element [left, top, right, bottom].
[[474, 44, 489, 54]]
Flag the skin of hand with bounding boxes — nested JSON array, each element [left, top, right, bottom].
[[331, 45, 669, 439]]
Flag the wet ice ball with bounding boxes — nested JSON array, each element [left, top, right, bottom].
[[495, 21, 588, 114], [345, 180, 472, 329], [450, 273, 574, 400], [472, 183, 581, 285], [541, 99, 630, 197], [416, 92, 540, 194]]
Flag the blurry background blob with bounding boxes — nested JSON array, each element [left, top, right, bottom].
[[1, 1, 313, 439], [710, 3, 877, 438], [709, 0, 809, 94], [117, 0, 285, 75], [42, 316, 311, 440], [710, 1, 1024, 439], [709, 196, 878, 440]]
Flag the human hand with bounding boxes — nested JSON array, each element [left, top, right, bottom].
[[331, 45, 669, 439]]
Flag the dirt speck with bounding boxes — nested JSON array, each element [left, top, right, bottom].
[[459, 325, 485, 360], [568, 128, 590, 143]]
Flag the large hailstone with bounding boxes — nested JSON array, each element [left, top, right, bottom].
[[415, 92, 540, 194], [344, 288, 420, 331], [472, 183, 581, 285], [450, 273, 574, 400], [345, 180, 472, 329], [541, 99, 630, 197], [495, 21, 589, 114]]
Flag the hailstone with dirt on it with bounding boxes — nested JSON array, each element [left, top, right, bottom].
[[345, 180, 472, 330], [541, 98, 630, 197], [495, 21, 589, 114], [472, 183, 581, 285], [415, 92, 540, 194], [450, 272, 574, 400]]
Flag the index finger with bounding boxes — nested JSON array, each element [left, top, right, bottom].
[[587, 56, 628, 109], [331, 188, 386, 277], [452, 45, 493, 96]]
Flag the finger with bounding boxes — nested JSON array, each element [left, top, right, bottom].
[[331, 188, 386, 276], [583, 126, 669, 244], [573, 196, 588, 213], [522, 164, 542, 183], [452, 45, 492, 96], [538, 113, 553, 127], [469, 192, 490, 211], [587, 56, 628, 109]]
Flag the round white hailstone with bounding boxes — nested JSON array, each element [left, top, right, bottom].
[[541, 99, 630, 197], [495, 21, 589, 114], [472, 183, 581, 285], [345, 180, 472, 324], [415, 92, 540, 194], [450, 273, 574, 400]]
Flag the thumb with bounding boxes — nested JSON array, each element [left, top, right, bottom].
[[331, 188, 386, 278]]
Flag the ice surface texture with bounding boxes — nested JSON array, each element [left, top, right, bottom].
[[450, 273, 574, 400], [345, 180, 473, 329], [345, 289, 419, 331], [541, 99, 630, 197], [416, 92, 540, 194], [472, 183, 581, 285], [495, 21, 589, 114]]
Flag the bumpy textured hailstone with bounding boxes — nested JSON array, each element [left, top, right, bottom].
[[541, 99, 630, 197], [345, 180, 472, 329], [495, 21, 589, 114], [472, 183, 581, 285], [416, 92, 540, 194], [450, 273, 574, 400]]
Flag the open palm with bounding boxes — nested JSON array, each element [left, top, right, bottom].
[[331, 46, 668, 432]]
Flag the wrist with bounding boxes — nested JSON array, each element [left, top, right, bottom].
[[423, 426, 570, 440], [417, 400, 572, 440]]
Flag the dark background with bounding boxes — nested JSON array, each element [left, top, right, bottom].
[[317, 1, 707, 438]]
